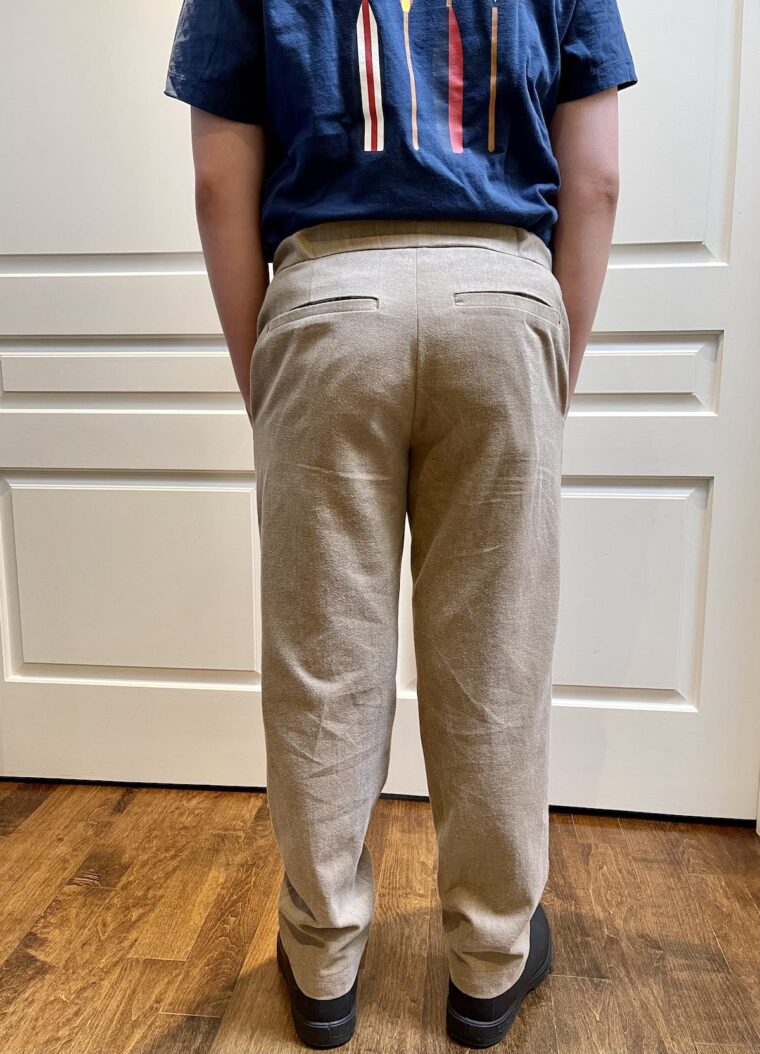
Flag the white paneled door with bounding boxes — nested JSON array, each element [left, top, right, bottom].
[[1, 1, 759, 819]]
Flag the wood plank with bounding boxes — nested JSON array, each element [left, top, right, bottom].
[[616, 813, 684, 869], [603, 973, 686, 1054], [697, 824, 760, 915], [571, 811, 627, 848], [555, 811, 706, 1046], [557, 822, 699, 1054], [129, 1013, 220, 1054], [687, 870, 759, 982], [498, 980, 558, 1054], [0, 788, 148, 1023], [686, 871, 760, 1035], [0, 788, 199, 1053], [357, 799, 435, 1054], [598, 860, 757, 1050], [0, 781, 55, 835], [80, 957, 182, 1054], [0, 784, 134, 964], [0, 783, 104, 886], [0, 883, 112, 1017], [68, 786, 142, 889], [644, 967, 759, 1048], [543, 813, 610, 980], [0, 781, 23, 807], [600, 858, 729, 973], [205, 867, 285, 1053], [669, 821, 746, 876], [127, 831, 235, 962], [550, 974, 626, 1054], [161, 796, 281, 1017]]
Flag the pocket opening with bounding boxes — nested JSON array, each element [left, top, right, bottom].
[[295, 295, 379, 309], [452, 289, 561, 328], [263, 294, 379, 336], [454, 288, 555, 308]]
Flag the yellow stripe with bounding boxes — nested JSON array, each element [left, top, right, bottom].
[[488, 5, 498, 152], [402, 9, 419, 149]]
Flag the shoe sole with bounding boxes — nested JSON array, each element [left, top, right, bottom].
[[276, 936, 357, 1049], [445, 940, 554, 1049]]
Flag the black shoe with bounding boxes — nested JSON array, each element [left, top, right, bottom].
[[276, 932, 359, 1049], [446, 903, 553, 1048]]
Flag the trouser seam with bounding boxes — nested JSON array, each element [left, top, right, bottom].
[[409, 247, 421, 452]]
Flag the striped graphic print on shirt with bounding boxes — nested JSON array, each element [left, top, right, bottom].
[[357, 0, 384, 151], [354, 0, 489, 155]]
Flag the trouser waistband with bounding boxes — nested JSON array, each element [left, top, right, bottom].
[[272, 218, 553, 274]]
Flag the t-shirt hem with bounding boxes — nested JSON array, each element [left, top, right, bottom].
[[556, 61, 639, 104], [164, 72, 266, 127]]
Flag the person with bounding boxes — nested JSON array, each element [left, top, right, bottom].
[[163, 0, 637, 1047]]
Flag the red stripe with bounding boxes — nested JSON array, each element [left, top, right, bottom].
[[448, 5, 464, 152], [362, 0, 378, 151]]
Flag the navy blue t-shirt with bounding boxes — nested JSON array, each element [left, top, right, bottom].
[[164, 0, 638, 262]]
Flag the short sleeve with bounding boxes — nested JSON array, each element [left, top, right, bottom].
[[557, 0, 638, 104], [164, 0, 267, 125]]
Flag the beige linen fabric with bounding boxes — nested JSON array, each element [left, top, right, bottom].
[[249, 218, 569, 1001]]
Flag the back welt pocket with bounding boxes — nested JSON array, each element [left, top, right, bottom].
[[453, 289, 561, 328], [265, 295, 379, 335]]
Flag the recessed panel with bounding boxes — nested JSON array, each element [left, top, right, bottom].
[[554, 480, 709, 699], [0, 1, 200, 254], [0, 339, 234, 393], [575, 334, 719, 412], [10, 483, 257, 672], [614, 0, 737, 252]]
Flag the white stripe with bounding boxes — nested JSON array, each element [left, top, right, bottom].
[[356, 5, 372, 151], [356, 2, 384, 151], [369, 5, 384, 150]]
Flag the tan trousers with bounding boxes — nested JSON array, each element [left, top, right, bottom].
[[249, 218, 569, 1001]]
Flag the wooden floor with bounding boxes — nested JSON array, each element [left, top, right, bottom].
[[0, 782, 757, 1054]]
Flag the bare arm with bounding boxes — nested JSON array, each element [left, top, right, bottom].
[[190, 107, 270, 422], [549, 87, 621, 404]]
